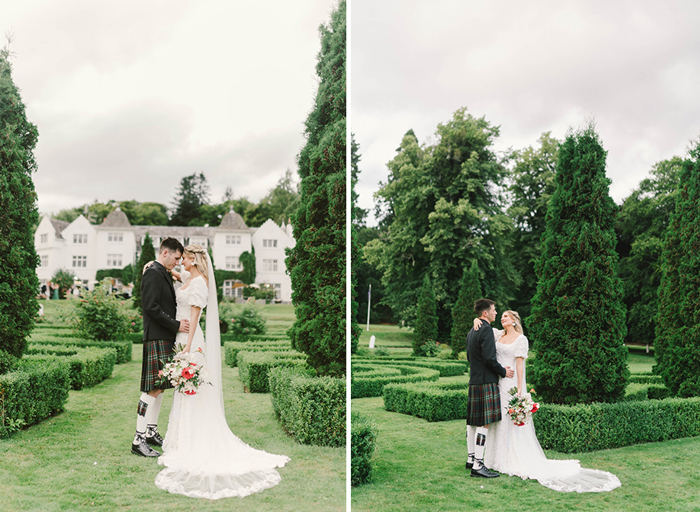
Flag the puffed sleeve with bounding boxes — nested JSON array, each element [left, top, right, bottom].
[[188, 277, 208, 309], [514, 335, 529, 359]]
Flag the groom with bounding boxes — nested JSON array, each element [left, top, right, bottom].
[[465, 298, 513, 478], [131, 237, 189, 458]]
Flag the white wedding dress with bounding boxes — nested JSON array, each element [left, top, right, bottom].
[[484, 331, 621, 493], [155, 263, 289, 499]]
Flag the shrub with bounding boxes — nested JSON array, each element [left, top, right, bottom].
[[25, 344, 117, 390], [383, 381, 470, 422], [416, 340, 440, 357], [629, 374, 664, 385], [237, 351, 307, 393], [0, 349, 18, 375], [351, 412, 378, 486], [413, 274, 438, 354], [533, 397, 700, 453], [30, 337, 131, 364], [351, 364, 440, 398], [227, 306, 267, 337], [220, 333, 288, 343], [224, 341, 292, 367], [73, 280, 135, 341], [269, 367, 345, 447], [0, 358, 70, 438], [353, 358, 466, 377], [451, 262, 480, 359]]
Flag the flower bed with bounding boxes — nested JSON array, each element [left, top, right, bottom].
[[269, 367, 345, 447], [237, 351, 308, 393], [0, 358, 70, 438]]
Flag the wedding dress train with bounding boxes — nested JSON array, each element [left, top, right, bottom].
[[484, 332, 621, 493], [155, 263, 289, 499]]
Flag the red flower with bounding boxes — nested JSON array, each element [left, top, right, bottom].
[[182, 367, 195, 380], [184, 390, 196, 395], [531, 404, 539, 413]]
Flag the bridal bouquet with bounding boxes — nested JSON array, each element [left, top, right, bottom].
[[157, 345, 211, 395], [505, 387, 539, 426]]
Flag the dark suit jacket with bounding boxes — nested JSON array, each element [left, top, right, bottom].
[[467, 319, 507, 385], [142, 261, 180, 342]]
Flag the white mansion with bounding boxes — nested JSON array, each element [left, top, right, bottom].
[[34, 207, 295, 302]]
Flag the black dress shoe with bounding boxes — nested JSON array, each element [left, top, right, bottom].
[[131, 440, 160, 457], [466, 461, 474, 469], [145, 431, 164, 447], [470, 465, 499, 478]]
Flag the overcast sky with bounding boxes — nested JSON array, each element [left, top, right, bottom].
[[351, 0, 700, 226], [1, 0, 334, 216]]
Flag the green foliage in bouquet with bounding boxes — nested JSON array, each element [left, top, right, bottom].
[[73, 279, 137, 341], [0, 44, 40, 357], [451, 261, 480, 360], [413, 274, 438, 355], [285, 1, 346, 377], [655, 139, 700, 397], [528, 123, 629, 405]]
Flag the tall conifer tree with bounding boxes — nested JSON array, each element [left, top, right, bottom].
[[286, 1, 346, 376], [529, 123, 628, 404], [0, 44, 40, 358], [132, 233, 155, 315], [655, 140, 700, 397], [413, 274, 438, 355], [451, 261, 481, 359]]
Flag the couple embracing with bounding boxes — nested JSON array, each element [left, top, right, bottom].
[[465, 299, 621, 493], [131, 237, 289, 500]]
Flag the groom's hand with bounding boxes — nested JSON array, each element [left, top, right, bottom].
[[178, 319, 190, 333], [505, 366, 514, 378]]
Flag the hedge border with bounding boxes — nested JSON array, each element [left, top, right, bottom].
[[383, 380, 471, 422], [25, 345, 117, 390], [351, 412, 378, 486], [269, 367, 345, 447], [351, 364, 440, 398], [237, 351, 307, 393], [224, 341, 293, 367], [30, 337, 131, 364], [0, 358, 71, 438], [352, 359, 466, 377]]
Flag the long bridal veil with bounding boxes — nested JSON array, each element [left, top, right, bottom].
[[155, 254, 289, 500]]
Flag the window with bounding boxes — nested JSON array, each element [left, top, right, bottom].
[[263, 239, 278, 248], [73, 234, 88, 244], [40, 255, 48, 267], [225, 256, 241, 270], [72, 255, 87, 268], [107, 254, 122, 267], [263, 259, 278, 272], [108, 232, 123, 243], [226, 235, 241, 245], [40, 234, 48, 244], [190, 237, 208, 247]]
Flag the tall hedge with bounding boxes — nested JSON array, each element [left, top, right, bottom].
[[655, 140, 700, 397], [451, 261, 480, 358], [285, 0, 346, 376], [0, 44, 40, 357], [413, 274, 438, 355], [528, 123, 629, 404], [132, 232, 155, 315]]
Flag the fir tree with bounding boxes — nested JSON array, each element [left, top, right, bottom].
[[132, 233, 155, 315], [528, 123, 629, 405], [413, 274, 438, 355], [655, 139, 700, 397], [451, 261, 481, 359], [0, 43, 40, 358], [285, 0, 346, 376]]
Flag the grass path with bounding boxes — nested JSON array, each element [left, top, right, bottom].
[[0, 343, 345, 512]]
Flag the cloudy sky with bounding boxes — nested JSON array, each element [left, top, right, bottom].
[[351, 0, 700, 225], [1, 0, 334, 216]]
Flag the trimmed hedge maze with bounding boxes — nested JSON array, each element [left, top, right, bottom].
[[351, 363, 440, 398], [238, 350, 308, 393], [383, 381, 470, 422], [25, 345, 118, 390]]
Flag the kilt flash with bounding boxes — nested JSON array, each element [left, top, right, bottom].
[[467, 382, 502, 426], [141, 339, 175, 392]]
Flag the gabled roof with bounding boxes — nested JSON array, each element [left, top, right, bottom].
[[50, 218, 70, 239], [218, 207, 249, 231], [100, 207, 131, 228]]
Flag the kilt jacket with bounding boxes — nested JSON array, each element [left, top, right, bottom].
[[467, 319, 508, 385], [141, 261, 180, 342]]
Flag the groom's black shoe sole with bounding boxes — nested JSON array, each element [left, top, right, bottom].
[[470, 466, 499, 478], [465, 461, 473, 469], [131, 442, 160, 458]]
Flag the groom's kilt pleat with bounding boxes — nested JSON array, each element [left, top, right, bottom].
[[467, 383, 502, 426], [141, 339, 175, 392]]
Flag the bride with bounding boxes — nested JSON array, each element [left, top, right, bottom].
[[155, 244, 289, 499], [474, 310, 620, 493]]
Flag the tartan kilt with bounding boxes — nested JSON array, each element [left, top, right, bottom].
[[466, 383, 502, 426], [141, 339, 175, 392]]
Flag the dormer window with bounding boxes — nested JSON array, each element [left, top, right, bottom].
[[74, 234, 88, 244]]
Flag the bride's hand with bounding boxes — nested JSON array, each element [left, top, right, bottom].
[[473, 318, 481, 331]]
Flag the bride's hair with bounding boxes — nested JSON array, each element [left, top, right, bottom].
[[183, 244, 209, 281], [504, 310, 523, 334]]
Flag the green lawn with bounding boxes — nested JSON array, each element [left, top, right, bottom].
[[1, 301, 344, 511]]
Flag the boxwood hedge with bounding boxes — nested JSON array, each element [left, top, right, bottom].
[[351, 412, 378, 486], [30, 337, 131, 364], [25, 344, 117, 390], [224, 341, 292, 367], [351, 364, 440, 398], [383, 380, 470, 422], [237, 351, 308, 393]]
